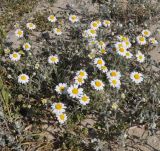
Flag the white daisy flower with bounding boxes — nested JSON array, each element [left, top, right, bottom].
[[23, 43, 31, 51], [26, 23, 36, 30], [4, 48, 11, 54], [99, 49, 107, 54], [107, 70, 121, 79], [125, 51, 133, 59], [87, 29, 97, 38], [124, 40, 132, 49], [109, 78, 121, 89], [76, 70, 88, 79], [94, 57, 105, 68], [103, 20, 111, 27], [74, 76, 85, 86], [79, 94, 90, 105], [82, 30, 89, 38], [136, 51, 145, 63], [18, 74, 29, 84], [48, 15, 57, 22], [112, 102, 118, 110], [67, 85, 83, 98], [51, 103, 66, 114], [69, 15, 79, 23], [142, 29, 151, 37], [91, 79, 104, 91], [98, 65, 108, 73], [56, 113, 67, 124], [90, 21, 99, 30], [115, 42, 126, 50], [9, 52, 21, 61], [15, 29, 23, 38], [117, 46, 127, 56], [136, 35, 146, 45], [97, 41, 106, 49], [149, 37, 158, 45], [55, 83, 67, 94], [130, 72, 143, 84], [95, 20, 102, 27], [53, 28, 62, 35], [48, 55, 59, 64]]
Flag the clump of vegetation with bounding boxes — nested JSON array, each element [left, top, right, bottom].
[[0, 0, 160, 150]]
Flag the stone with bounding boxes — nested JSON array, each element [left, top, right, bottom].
[[147, 136, 160, 150]]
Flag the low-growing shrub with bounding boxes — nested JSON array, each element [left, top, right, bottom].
[[0, 3, 160, 150]]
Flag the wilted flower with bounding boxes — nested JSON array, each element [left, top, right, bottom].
[[55, 83, 67, 94], [26, 23, 36, 30], [103, 20, 111, 27]]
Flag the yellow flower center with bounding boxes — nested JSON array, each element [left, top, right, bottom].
[[119, 47, 125, 52], [90, 29, 96, 34], [122, 37, 128, 41], [95, 81, 102, 87], [60, 86, 65, 91], [71, 16, 77, 20], [105, 21, 110, 25], [21, 75, 27, 81], [118, 43, 123, 48], [72, 88, 79, 95], [126, 52, 130, 56], [51, 57, 57, 62], [139, 55, 143, 60], [55, 103, 62, 110], [99, 41, 104, 46], [101, 49, 106, 54], [126, 41, 130, 46], [112, 80, 117, 85], [29, 24, 33, 27], [13, 53, 18, 58], [56, 29, 61, 33], [111, 72, 117, 77], [50, 15, 55, 20], [134, 74, 140, 80], [77, 77, 83, 83], [82, 96, 88, 102], [59, 114, 65, 120], [18, 30, 22, 36], [101, 66, 107, 70], [144, 31, 148, 35], [25, 44, 29, 49], [93, 22, 98, 27], [79, 71, 85, 77], [97, 59, 103, 65], [139, 37, 144, 42]]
